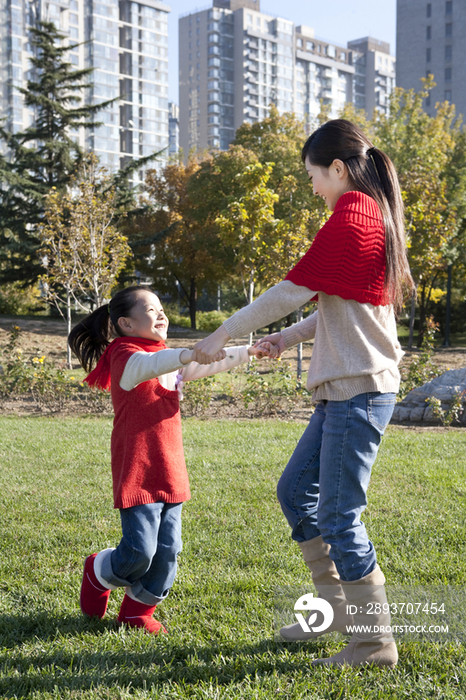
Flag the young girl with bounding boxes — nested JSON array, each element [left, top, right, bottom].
[[69, 285, 271, 634], [192, 120, 413, 667]]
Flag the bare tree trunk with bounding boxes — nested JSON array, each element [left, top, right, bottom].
[[296, 307, 303, 382], [189, 277, 197, 330], [66, 288, 72, 369], [417, 284, 427, 347], [248, 269, 254, 347], [408, 285, 417, 350]]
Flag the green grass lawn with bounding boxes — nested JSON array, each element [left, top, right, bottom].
[[0, 417, 466, 699]]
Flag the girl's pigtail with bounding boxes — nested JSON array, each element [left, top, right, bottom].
[[68, 304, 113, 372]]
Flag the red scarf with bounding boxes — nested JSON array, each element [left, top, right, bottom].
[[285, 191, 389, 306], [84, 337, 166, 390]]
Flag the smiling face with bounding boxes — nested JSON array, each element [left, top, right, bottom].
[[304, 155, 353, 212], [117, 289, 168, 342]]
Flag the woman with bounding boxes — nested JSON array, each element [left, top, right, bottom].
[[192, 119, 412, 667]]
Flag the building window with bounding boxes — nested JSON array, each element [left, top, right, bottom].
[[426, 26, 431, 40], [426, 47, 431, 61], [445, 67, 452, 80], [446, 23, 452, 36], [296, 38, 302, 48], [446, 1, 452, 14], [445, 45, 452, 61], [426, 95, 431, 106], [427, 3, 432, 17], [445, 90, 452, 100]]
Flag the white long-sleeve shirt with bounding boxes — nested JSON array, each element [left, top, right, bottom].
[[119, 345, 250, 392]]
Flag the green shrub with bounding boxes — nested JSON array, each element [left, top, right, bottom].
[[196, 309, 232, 332], [164, 304, 237, 332], [180, 358, 312, 418], [426, 391, 466, 426], [0, 282, 45, 315], [399, 316, 442, 399], [0, 325, 112, 413], [0, 325, 74, 411], [181, 375, 215, 416]]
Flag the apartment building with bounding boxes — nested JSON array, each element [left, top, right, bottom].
[[348, 38, 396, 117], [0, 0, 170, 178], [168, 101, 180, 155], [294, 25, 354, 131], [179, 0, 396, 154], [397, 0, 464, 117]]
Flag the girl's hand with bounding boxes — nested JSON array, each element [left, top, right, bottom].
[[253, 332, 286, 359], [182, 348, 226, 365], [180, 349, 193, 365], [249, 342, 280, 360]]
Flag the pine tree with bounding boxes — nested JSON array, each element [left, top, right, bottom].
[[0, 21, 115, 284]]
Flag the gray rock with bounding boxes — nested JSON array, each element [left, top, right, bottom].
[[392, 368, 466, 424], [409, 405, 427, 422]]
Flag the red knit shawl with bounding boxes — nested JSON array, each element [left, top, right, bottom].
[[84, 337, 166, 390], [285, 191, 389, 306]]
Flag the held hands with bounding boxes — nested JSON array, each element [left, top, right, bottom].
[[191, 325, 285, 365], [248, 341, 280, 360], [253, 332, 286, 359]]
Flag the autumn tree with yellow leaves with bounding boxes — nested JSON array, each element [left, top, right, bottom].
[[39, 156, 131, 365]]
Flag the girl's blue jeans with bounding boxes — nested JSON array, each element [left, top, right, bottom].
[[100, 502, 183, 605], [277, 392, 395, 582]]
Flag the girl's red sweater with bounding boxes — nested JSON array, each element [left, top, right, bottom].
[[108, 340, 190, 509]]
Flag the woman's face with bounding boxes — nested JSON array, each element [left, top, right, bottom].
[[304, 156, 352, 212]]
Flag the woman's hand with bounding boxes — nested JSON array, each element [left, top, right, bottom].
[[253, 332, 286, 359], [192, 325, 231, 364]]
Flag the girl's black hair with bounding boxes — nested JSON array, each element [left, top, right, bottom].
[[68, 286, 154, 372], [302, 119, 413, 312]]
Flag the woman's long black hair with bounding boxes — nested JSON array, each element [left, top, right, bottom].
[[68, 286, 152, 372], [302, 119, 413, 312]]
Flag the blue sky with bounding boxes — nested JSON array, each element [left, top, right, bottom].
[[167, 0, 397, 103]]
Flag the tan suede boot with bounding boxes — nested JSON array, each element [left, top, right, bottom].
[[312, 564, 398, 668], [280, 536, 353, 641]]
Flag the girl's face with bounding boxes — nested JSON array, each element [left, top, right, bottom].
[[304, 156, 353, 211], [118, 290, 169, 342]]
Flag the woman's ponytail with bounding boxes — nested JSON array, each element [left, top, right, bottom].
[[367, 146, 411, 311], [68, 304, 113, 372], [302, 119, 414, 313]]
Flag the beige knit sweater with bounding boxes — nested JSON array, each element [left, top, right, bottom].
[[223, 280, 403, 401]]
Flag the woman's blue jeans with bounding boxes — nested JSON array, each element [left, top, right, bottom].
[[277, 392, 395, 582], [100, 502, 183, 605]]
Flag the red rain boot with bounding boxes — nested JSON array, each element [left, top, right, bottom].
[[80, 553, 112, 619], [118, 593, 167, 634]]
